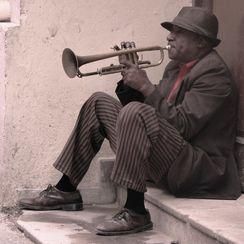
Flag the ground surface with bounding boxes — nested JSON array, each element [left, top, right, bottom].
[[0, 207, 33, 244]]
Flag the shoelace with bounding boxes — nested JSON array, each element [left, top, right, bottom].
[[39, 184, 54, 196], [113, 209, 129, 220]]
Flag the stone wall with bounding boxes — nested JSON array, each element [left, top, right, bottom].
[[0, 0, 191, 206]]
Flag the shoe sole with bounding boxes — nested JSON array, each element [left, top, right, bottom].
[[96, 222, 153, 236], [19, 202, 83, 211]]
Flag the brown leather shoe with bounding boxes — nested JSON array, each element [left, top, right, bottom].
[[96, 208, 153, 236], [18, 185, 83, 211]]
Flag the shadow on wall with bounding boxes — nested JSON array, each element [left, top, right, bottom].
[[232, 15, 244, 136], [233, 15, 244, 193]]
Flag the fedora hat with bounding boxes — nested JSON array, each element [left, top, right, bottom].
[[161, 7, 221, 47]]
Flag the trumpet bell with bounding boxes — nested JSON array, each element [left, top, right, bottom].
[[62, 48, 78, 78]]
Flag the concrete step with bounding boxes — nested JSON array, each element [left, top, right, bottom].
[[16, 205, 177, 244], [16, 189, 244, 244], [145, 186, 244, 244], [16, 158, 244, 244]]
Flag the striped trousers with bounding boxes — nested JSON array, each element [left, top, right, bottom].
[[53, 92, 185, 193]]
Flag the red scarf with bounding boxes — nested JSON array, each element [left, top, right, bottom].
[[167, 60, 197, 103]]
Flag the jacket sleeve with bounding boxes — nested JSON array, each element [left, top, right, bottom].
[[144, 58, 233, 140]]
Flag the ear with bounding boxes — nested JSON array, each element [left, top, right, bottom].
[[197, 36, 213, 49], [197, 37, 207, 48]]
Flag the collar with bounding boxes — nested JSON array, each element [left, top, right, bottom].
[[180, 59, 198, 70]]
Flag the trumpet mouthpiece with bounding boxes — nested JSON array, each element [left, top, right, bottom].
[[165, 45, 171, 50]]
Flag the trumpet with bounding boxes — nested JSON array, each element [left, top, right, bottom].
[[62, 42, 170, 78]]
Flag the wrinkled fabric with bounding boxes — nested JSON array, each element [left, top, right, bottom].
[[145, 50, 241, 199]]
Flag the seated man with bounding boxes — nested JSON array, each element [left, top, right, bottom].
[[19, 7, 241, 236]]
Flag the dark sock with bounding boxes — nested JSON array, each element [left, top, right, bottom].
[[124, 188, 147, 215], [55, 174, 76, 192]]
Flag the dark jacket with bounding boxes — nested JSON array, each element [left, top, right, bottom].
[[145, 50, 241, 199]]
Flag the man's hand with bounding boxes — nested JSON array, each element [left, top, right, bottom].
[[120, 59, 155, 97]]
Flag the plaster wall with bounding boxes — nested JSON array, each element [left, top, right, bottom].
[[213, 0, 244, 136], [213, 0, 244, 191], [0, 29, 5, 192], [0, 0, 191, 206]]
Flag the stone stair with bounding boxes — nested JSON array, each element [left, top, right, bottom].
[[17, 206, 177, 244], [16, 158, 244, 244], [145, 186, 244, 244]]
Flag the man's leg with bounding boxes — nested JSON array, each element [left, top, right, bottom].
[[19, 92, 122, 210], [112, 101, 185, 192], [53, 91, 121, 187], [97, 101, 185, 235]]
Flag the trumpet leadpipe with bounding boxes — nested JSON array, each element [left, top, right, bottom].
[[62, 44, 170, 78]]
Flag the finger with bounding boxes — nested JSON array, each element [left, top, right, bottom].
[[119, 54, 127, 64], [119, 59, 137, 69], [121, 70, 126, 77]]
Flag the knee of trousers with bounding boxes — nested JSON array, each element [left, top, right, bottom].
[[85, 92, 119, 110], [88, 91, 112, 103], [117, 102, 158, 130]]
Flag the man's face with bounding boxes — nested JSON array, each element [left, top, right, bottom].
[[167, 25, 201, 63]]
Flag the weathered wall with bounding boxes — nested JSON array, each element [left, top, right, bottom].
[[0, 0, 192, 206], [213, 0, 244, 190], [0, 29, 5, 193], [213, 0, 244, 137]]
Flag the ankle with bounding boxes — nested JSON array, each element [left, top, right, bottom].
[[125, 206, 147, 215], [55, 174, 76, 192], [124, 188, 147, 215]]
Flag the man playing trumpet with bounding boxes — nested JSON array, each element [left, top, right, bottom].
[[19, 7, 241, 235]]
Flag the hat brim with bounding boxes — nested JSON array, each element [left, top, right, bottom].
[[161, 21, 221, 47]]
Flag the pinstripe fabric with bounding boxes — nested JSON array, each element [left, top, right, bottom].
[[53, 92, 185, 192], [53, 92, 120, 186]]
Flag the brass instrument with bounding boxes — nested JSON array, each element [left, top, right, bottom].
[[62, 42, 170, 78]]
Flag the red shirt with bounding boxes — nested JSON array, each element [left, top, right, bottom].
[[167, 60, 197, 103]]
